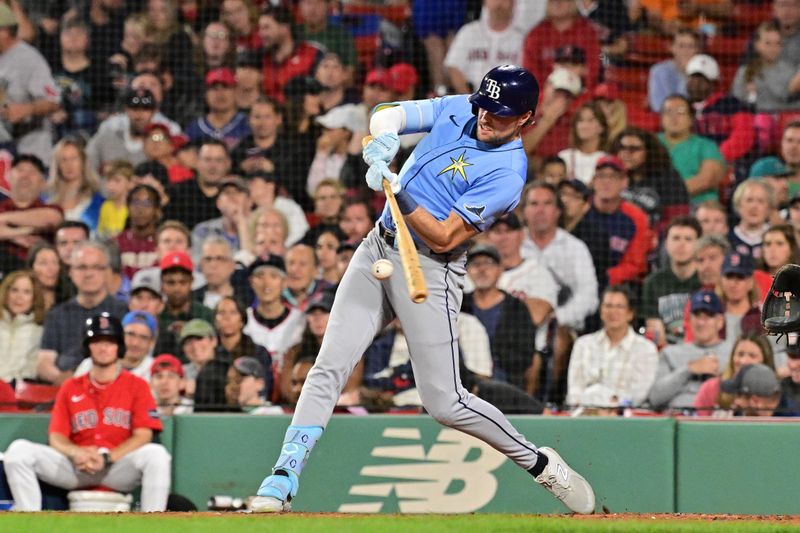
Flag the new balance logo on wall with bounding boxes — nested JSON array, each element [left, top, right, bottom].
[[338, 428, 506, 513]]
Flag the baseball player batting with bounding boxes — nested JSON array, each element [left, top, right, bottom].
[[251, 65, 595, 514]]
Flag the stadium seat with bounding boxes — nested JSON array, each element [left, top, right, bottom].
[[15, 381, 59, 410], [605, 66, 649, 93]]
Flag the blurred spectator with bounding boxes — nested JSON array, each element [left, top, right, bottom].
[[74, 310, 157, 379], [54, 220, 89, 268], [641, 0, 731, 35], [36, 241, 127, 384], [612, 128, 690, 233], [756, 224, 800, 298], [130, 219, 193, 294], [648, 29, 699, 112], [577, 0, 634, 61], [115, 184, 160, 280], [247, 171, 308, 247], [694, 200, 729, 237], [585, 155, 651, 286], [137, 123, 193, 186], [304, 179, 344, 243], [659, 94, 726, 205], [336, 239, 358, 276], [539, 156, 567, 186], [156, 250, 214, 358], [258, 5, 323, 102], [719, 252, 761, 341], [642, 216, 702, 347], [444, 0, 524, 94], [412, 0, 466, 94], [179, 318, 228, 408], [486, 213, 557, 327], [523, 67, 582, 162], [247, 206, 289, 260], [222, 0, 261, 53], [130, 70, 186, 135], [282, 76, 324, 208], [193, 236, 245, 309], [694, 234, 729, 291], [781, 343, 800, 414], [0, 154, 63, 275], [523, 0, 601, 90], [306, 104, 365, 197], [361, 320, 419, 408], [297, 0, 356, 76], [48, 18, 103, 139], [232, 97, 288, 177], [144, 0, 195, 84], [734, 21, 800, 112], [752, 0, 800, 68], [128, 269, 164, 319], [27, 243, 60, 310], [283, 243, 331, 311], [235, 53, 263, 112], [462, 243, 539, 395], [150, 353, 193, 415], [97, 160, 133, 239], [568, 286, 658, 410], [728, 179, 774, 259], [47, 138, 104, 233], [225, 356, 280, 413], [314, 228, 346, 285], [694, 333, 775, 416], [339, 197, 373, 243], [777, 122, 800, 197], [86, 87, 156, 172], [790, 192, 800, 240], [687, 54, 755, 167], [243, 256, 304, 374], [0, 270, 45, 383], [288, 355, 315, 405], [315, 52, 355, 113], [195, 21, 237, 78], [521, 181, 598, 332], [0, 3, 60, 162], [185, 68, 250, 151], [163, 139, 229, 228], [591, 83, 627, 143], [749, 157, 792, 221], [553, 44, 588, 83], [649, 290, 733, 411], [192, 177, 251, 261], [722, 363, 795, 416], [558, 101, 608, 184], [106, 241, 130, 303], [214, 296, 271, 369]]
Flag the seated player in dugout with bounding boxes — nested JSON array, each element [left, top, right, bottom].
[[250, 65, 596, 516]]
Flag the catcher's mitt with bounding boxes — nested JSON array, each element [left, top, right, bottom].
[[761, 264, 800, 335]]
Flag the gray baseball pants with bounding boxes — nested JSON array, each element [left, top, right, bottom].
[[293, 227, 541, 470]]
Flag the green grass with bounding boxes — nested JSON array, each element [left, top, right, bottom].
[[0, 513, 798, 533]]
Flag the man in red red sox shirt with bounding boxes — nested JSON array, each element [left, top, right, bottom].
[[3, 313, 170, 512]]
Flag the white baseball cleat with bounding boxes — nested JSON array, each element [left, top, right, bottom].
[[249, 495, 290, 513], [534, 447, 596, 514], [250, 473, 294, 513]]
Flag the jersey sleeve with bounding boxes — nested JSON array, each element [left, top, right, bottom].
[[131, 377, 163, 432], [28, 56, 60, 104], [374, 96, 463, 135], [48, 384, 73, 438], [451, 169, 523, 233]]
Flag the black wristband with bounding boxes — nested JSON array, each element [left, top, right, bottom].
[[102, 452, 112, 468]]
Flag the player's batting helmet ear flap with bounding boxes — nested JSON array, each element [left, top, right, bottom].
[[469, 65, 540, 118], [84, 313, 126, 359]]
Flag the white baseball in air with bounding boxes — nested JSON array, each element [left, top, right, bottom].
[[371, 259, 394, 280]]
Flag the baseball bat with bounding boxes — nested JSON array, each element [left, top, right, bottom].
[[363, 135, 428, 303]]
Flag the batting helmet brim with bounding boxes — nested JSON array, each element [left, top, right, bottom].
[[468, 92, 520, 117]]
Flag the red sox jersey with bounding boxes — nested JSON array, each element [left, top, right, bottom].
[[49, 370, 162, 449]]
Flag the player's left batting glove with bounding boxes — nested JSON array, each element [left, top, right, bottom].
[[366, 161, 400, 194], [362, 132, 400, 166]]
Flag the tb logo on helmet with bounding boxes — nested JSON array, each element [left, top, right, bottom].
[[484, 78, 501, 100]]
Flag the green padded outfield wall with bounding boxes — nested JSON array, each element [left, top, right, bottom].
[[676, 420, 800, 515], [170, 415, 675, 513]]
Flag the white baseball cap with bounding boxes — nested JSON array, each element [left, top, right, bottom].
[[315, 104, 367, 132], [547, 67, 582, 97], [686, 54, 720, 81]]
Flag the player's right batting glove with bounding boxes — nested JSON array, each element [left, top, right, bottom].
[[362, 132, 400, 166], [366, 161, 400, 194]]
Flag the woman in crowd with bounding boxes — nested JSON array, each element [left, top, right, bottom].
[[694, 334, 775, 416], [0, 270, 47, 383], [557, 101, 608, 184], [728, 179, 774, 259], [718, 252, 761, 341], [47, 138, 104, 233], [244, 207, 289, 262], [214, 296, 272, 394], [26, 243, 63, 311], [755, 224, 800, 300], [315, 228, 346, 285], [221, 0, 261, 52], [611, 127, 690, 235], [195, 21, 237, 78]]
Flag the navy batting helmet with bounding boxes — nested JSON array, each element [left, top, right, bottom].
[[468, 65, 539, 117], [84, 313, 125, 359]]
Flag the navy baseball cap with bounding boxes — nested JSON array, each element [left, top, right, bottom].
[[307, 290, 335, 313], [558, 178, 591, 200], [467, 243, 501, 265], [722, 252, 754, 277], [720, 364, 780, 396], [233, 356, 265, 379], [490, 212, 522, 231], [249, 255, 286, 276], [690, 290, 723, 315]]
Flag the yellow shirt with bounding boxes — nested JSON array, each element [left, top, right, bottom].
[[97, 200, 128, 239]]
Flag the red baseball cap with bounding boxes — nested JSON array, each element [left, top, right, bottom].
[[160, 250, 193, 273], [365, 68, 392, 89], [592, 83, 619, 101], [150, 353, 184, 377], [389, 63, 418, 94], [205, 67, 236, 88], [595, 154, 626, 173]]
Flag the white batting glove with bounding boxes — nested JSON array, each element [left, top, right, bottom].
[[366, 161, 400, 194], [362, 132, 400, 166]]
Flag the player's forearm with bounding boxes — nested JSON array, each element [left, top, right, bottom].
[[49, 433, 82, 459], [404, 209, 476, 254], [110, 428, 153, 462]]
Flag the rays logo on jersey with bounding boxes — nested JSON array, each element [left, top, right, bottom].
[[438, 151, 473, 183], [464, 204, 486, 222]]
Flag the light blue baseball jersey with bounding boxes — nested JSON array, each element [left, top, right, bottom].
[[377, 95, 528, 251]]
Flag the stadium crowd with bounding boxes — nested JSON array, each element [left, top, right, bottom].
[[0, 0, 799, 419]]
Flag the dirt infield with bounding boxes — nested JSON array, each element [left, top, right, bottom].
[[572, 513, 800, 523]]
